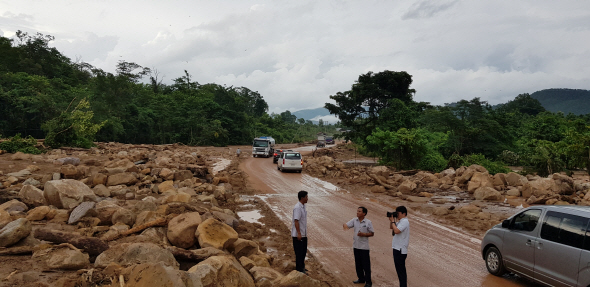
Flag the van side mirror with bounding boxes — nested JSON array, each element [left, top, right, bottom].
[[502, 219, 511, 229]]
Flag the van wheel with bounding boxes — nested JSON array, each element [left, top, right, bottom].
[[277, 165, 280, 170], [485, 247, 506, 276]]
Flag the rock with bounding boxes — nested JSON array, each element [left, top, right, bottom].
[[370, 166, 389, 177], [106, 158, 135, 170], [418, 192, 433, 197], [405, 195, 430, 203], [122, 263, 190, 287], [459, 204, 482, 214], [95, 200, 121, 224], [159, 180, 175, 193], [22, 177, 40, 186], [167, 212, 202, 248], [433, 206, 450, 216], [112, 208, 136, 226], [26, 206, 51, 221], [95, 243, 179, 268], [91, 173, 108, 186], [276, 270, 321, 287], [250, 266, 284, 285], [93, 184, 111, 197], [60, 164, 82, 179], [11, 152, 31, 160], [248, 254, 271, 268], [493, 173, 507, 187], [46, 246, 90, 270], [552, 173, 575, 195], [134, 211, 163, 228], [506, 188, 521, 197], [195, 218, 239, 250], [522, 178, 557, 198], [49, 209, 70, 223], [211, 211, 239, 230], [0, 209, 11, 228], [474, 187, 502, 201], [440, 167, 456, 177], [159, 168, 175, 180], [398, 180, 417, 194], [0, 199, 29, 213], [100, 223, 130, 241], [174, 170, 193, 181], [165, 193, 191, 203], [370, 185, 386, 193], [0, 218, 32, 247], [228, 238, 259, 258], [239, 256, 256, 271], [68, 202, 96, 224], [188, 255, 255, 287], [467, 172, 494, 193], [197, 195, 219, 207], [107, 173, 138, 186], [545, 199, 559, 205], [505, 172, 527, 187], [54, 157, 80, 166], [134, 200, 157, 212], [53, 173, 61, 180], [140, 227, 170, 245], [44, 179, 96, 209]]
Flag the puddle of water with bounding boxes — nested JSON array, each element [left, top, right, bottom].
[[211, 157, 232, 175], [237, 210, 263, 223]]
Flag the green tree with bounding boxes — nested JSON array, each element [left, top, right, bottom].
[[42, 98, 105, 148]]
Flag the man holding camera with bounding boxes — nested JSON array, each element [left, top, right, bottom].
[[343, 206, 374, 287], [292, 190, 308, 273], [390, 206, 410, 287]]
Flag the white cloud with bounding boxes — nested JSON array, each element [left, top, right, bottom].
[[1, 0, 590, 113]]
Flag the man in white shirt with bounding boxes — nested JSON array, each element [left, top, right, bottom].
[[343, 206, 374, 287], [292, 190, 308, 273], [236, 148, 241, 157], [390, 205, 409, 287]]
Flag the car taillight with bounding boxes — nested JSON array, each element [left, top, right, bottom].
[[273, 153, 277, 156], [283, 159, 285, 165], [301, 159, 303, 165]]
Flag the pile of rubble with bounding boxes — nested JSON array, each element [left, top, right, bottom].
[[0, 145, 324, 287], [305, 155, 590, 206]]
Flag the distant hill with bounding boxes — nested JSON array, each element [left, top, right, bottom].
[[530, 88, 590, 115], [292, 107, 331, 121]]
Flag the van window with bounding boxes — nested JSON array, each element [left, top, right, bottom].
[[285, 153, 301, 160], [541, 211, 588, 249], [511, 209, 542, 232]]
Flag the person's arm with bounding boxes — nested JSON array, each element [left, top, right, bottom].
[[343, 219, 354, 231], [295, 219, 302, 240], [358, 221, 375, 237], [392, 219, 407, 234], [389, 215, 396, 230]]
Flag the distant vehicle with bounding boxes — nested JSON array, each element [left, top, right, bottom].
[[481, 205, 590, 287], [252, 136, 275, 158], [277, 151, 302, 172], [325, 136, 334, 145], [273, 149, 284, 164], [317, 134, 326, 147]]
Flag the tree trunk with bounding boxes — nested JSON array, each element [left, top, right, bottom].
[[34, 229, 109, 256]]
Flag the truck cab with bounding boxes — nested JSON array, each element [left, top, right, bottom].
[[252, 137, 275, 158]]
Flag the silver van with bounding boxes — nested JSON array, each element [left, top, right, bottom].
[[481, 206, 590, 287]]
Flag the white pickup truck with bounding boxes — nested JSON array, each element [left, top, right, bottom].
[[252, 137, 275, 158]]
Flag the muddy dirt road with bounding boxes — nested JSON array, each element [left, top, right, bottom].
[[242, 155, 539, 287]]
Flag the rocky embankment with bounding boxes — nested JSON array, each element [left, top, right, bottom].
[[304, 154, 590, 233], [0, 144, 324, 287]]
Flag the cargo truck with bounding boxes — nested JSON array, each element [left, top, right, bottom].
[[252, 136, 275, 157]]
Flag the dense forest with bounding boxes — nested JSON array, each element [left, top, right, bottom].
[[0, 31, 335, 149], [531, 88, 590, 115], [326, 71, 590, 175]]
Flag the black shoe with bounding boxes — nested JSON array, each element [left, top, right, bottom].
[[353, 279, 365, 284], [364, 283, 372, 287]]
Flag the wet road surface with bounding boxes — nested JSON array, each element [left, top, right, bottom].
[[242, 155, 539, 287]]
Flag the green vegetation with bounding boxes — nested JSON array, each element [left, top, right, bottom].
[[0, 134, 42, 154], [531, 88, 590, 115], [327, 71, 590, 175], [0, 31, 335, 149]]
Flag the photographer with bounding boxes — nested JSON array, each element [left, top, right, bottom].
[[389, 206, 409, 287], [343, 206, 374, 287]]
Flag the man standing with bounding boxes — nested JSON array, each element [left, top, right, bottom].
[[390, 206, 410, 287], [343, 206, 374, 287], [236, 148, 241, 158], [292, 190, 308, 273]]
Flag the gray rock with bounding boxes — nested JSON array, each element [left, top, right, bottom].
[[54, 157, 81, 166], [94, 243, 179, 268], [53, 173, 61, 180], [19, 185, 47, 207], [7, 169, 32, 178], [0, 199, 29, 213], [22, 178, 41, 186], [46, 247, 90, 269], [111, 208, 135, 226], [68, 202, 96, 224], [0, 218, 32, 247], [44, 179, 96, 209]]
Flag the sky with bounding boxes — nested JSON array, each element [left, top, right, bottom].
[[2, 0, 590, 121]]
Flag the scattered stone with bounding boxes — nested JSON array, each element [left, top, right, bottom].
[[61, 164, 82, 179], [275, 270, 321, 287], [195, 218, 239, 250], [120, 263, 190, 287], [26, 206, 51, 221], [0, 199, 28, 213], [54, 157, 81, 166], [370, 185, 386, 193], [111, 208, 136, 226], [94, 243, 179, 268], [7, 169, 32, 177], [474, 187, 502, 201], [46, 246, 90, 270], [188, 255, 255, 287], [0, 218, 32, 247], [250, 266, 284, 285], [68, 202, 96, 224], [44, 179, 96, 209], [22, 177, 40, 186], [167, 212, 202, 248], [398, 180, 417, 194], [93, 184, 111, 197], [211, 211, 239, 229], [107, 173, 138, 186], [228, 238, 259, 258], [11, 152, 31, 161]]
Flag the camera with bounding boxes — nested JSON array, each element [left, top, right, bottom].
[[386, 211, 397, 218]]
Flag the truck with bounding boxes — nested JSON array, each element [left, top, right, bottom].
[[316, 133, 326, 147], [252, 136, 275, 158]]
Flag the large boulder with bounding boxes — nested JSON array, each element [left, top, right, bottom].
[[195, 218, 239, 250], [107, 173, 138, 186], [121, 263, 191, 287], [552, 173, 575, 195], [211, 211, 239, 230], [60, 164, 83, 179], [0, 199, 28, 213], [45, 246, 90, 270], [159, 181, 175, 193], [19, 185, 47, 207], [94, 243, 179, 269], [26, 206, 51, 221], [474, 187, 502, 201], [522, 178, 557, 198], [398, 180, 417, 194], [174, 170, 193, 181], [167, 212, 202, 248], [455, 164, 487, 185], [0, 209, 11, 228], [44, 179, 96, 209], [249, 267, 284, 286], [467, 172, 494, 193], [95, 200, 121, 224], [188, 255, 255, 287], [492, 173, 507, 188], [505, 172, 527, 187], [0, 218, 32, 247], [227, 238, 259, 258], [275, 270, 321, 287], [111, 208, 136, 226]]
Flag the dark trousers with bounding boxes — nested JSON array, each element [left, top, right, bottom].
[[293, 237, 307, 272], [393, 248, 408, 287], [353, 248, 371, 283]]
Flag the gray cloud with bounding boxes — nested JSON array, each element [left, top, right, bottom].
[[402, 1, 458, 20]]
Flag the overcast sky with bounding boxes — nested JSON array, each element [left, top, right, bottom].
[[2, 0, 590, 118]]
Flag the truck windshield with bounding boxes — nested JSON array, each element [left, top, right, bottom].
[[253, 141, 268, 147]]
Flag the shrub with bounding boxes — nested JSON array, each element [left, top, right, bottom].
[[417, 151, 448, 173], [0, 134, 42, 154], [461, 154, 510, 175], [42, 98, 105, 148]]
